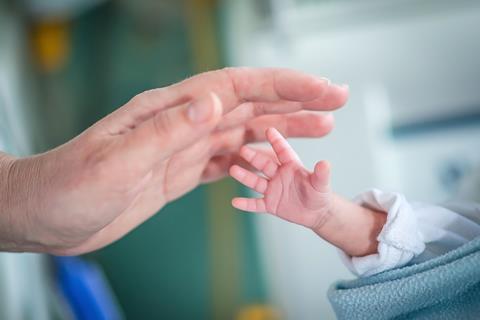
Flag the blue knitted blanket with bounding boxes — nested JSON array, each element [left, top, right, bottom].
[[328, 236, 480, 319]]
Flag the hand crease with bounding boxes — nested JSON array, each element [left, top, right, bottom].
[[223, 68, 244, 104], [162, 158, 172, 202], [273, 176, 284, 215], [271, 70, 281, 100]]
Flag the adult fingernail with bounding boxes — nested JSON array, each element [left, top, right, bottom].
[[187, 93, 221, 123], [187, 101, 213, 123]]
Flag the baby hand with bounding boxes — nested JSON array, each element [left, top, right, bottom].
[[229, 127, 333, 230]]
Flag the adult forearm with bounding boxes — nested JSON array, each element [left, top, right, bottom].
[[312, 193, 387, 257]]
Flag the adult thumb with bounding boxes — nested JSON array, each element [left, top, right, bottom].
[[117, 92, 222, 173]]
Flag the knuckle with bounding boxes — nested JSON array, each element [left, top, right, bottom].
[[152, 111, 173, 140], [128, 91, 149, 107], [129, 88, 166, 108], [221, 67, 242, 101]]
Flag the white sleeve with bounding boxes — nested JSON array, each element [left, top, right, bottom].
[[339, 189, 480, 277]]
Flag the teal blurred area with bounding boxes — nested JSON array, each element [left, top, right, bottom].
[[29, 1, 193, 148]]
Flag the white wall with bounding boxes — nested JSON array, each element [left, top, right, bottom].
[[224, 1, 480, 319]]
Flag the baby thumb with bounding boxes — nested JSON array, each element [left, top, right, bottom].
[[310, 160, 331, 192]]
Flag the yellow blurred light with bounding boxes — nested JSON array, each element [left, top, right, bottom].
[[30, 19, 70, 72]]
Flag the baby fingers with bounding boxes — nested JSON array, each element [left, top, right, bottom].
[[232, 197, 267, 213], [239, 146, 278, 178], [266, 127, 302, 165], [310, 160, 331, 192], [230, 165, 268, 194]]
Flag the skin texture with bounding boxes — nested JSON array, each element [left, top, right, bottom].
[[230, 128, 387, 257], [0, 67, 349, 255]]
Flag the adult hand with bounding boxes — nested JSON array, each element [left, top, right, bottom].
[[0, 67, 348, 255]]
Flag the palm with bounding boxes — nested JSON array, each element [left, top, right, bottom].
[[45, 138, 210, 255], [230, 128, 332, 229], [58, 125, 258, 254], [264, 164, 330, 228], [122, 124, 253, 212]]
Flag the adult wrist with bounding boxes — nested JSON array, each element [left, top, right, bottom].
[[0, 152, 16, 208], [0, 153, 46, 252], [0, 152, 21, 250]]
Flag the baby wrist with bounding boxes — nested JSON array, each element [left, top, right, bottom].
[[311, 194, 387, 257]]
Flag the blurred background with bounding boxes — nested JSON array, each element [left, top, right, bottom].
[[1, 0, 479, 319]]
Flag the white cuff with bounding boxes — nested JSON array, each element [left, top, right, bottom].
[[340, 189, 426, 277]]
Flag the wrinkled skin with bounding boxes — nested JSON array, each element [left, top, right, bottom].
[[1, 67, 348, 255], [230, 128, 333, 229]]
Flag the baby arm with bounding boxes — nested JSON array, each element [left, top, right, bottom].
[[229, 128, 387, 257]]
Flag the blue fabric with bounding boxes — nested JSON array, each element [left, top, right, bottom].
[[328, 236, 480, 320], [54, 256, 123, 320]]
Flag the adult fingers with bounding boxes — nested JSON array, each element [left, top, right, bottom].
[[97, 68, 347, 136], [244, 112, 334, 143], [210, 112, 334, 157], [217, 93, 344, 132], [113, 92, 222, 176], [219, 68, 345, 108], [303, 84, 349, 110], [216, 100, 303, 131], [143, 67, 334, 116], [169, 68, 331, 115], [97, 87, 186, 136]]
